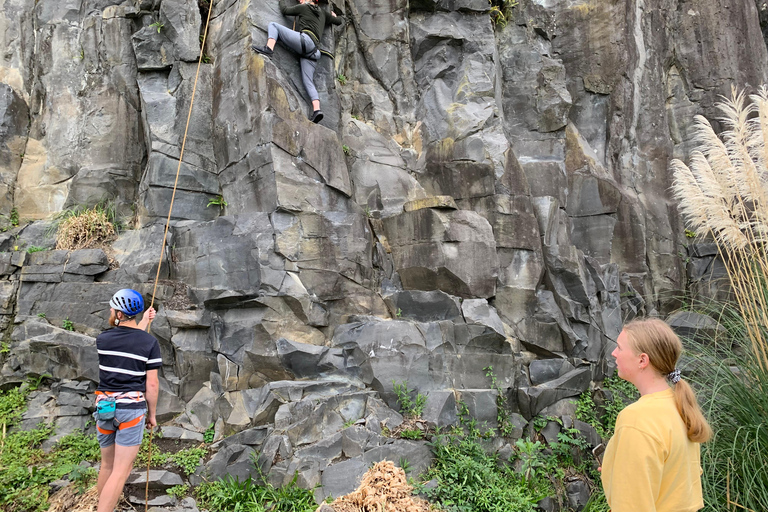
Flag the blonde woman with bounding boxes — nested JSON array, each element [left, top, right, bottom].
[[601, 318, 712, 512]]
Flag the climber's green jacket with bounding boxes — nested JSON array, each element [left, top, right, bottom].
[[279, 0, 344, 45]]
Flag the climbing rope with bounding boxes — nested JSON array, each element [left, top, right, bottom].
[[144, 2, 215, 510]]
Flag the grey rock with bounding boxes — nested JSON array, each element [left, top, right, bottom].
[[667, 311, 726, 344], [381, 209, 498, 298], [319, 457, 367, 501], [565, 478, 590, 511], [517, 368, 591, 419], [384, 290, 463, 322], [126, 470, 184, 489], [529, 359, 574, 386], [421, 390, 457, 427]]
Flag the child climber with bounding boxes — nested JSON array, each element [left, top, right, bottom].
[[252, 0, 344, 124]]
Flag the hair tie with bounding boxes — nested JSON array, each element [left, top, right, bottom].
[[667, 368, 681, 384]]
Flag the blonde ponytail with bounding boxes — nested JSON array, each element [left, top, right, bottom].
[[673, 378, 712, 443], [623, 318, 712, 443]]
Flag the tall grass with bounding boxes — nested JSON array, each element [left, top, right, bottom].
[[670, 85, 768, 511], [670, 86, 768, 371], [684, 317, 768, 512]]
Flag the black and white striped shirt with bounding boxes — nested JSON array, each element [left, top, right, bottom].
[[96, 326, 162, 408]]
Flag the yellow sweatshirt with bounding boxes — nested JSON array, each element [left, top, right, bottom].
[[601, 388, 703, 512]]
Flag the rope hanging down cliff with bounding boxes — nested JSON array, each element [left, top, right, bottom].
[[141, 3, 215, 511]]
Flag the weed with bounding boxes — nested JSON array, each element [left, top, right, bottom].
[[363, 206, 372, 218], [337, 73, 347, 85], [684, 228, 696, 239], [10, 207, 18, 227], [342, 419, 356, 428], [0, 341, 8, 355], [484, 365, 514, 437], [351, 114, 360, 121], [207, 194, 228, 211], [196, 471, 317, 512], [204, 423, 215, 443], [425, 432, 542, 512], [202, 53, 212, 63], [27, 246, 45, 253], [393, 381, 426, 418], [150, 21, 164, 33], [28, 373, 52, 391], [398, 457, 412, 474], [342, 144, 350, 155], [37, 312, 46, 319], [62, 318, 74, 331], [170, 447, 207, 476], [395, 308, 402, 318], [399, 429, 424, 440], [167, 484, 190, 500], [488, 0, 518, 28]]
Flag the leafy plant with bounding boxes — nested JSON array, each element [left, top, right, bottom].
[[167, 484, 191, 500], [207, 194, 228, 210], [37, 312, 46, 319], [393, 381, 426, 418], [425, 432, 542, 512], [169, 447, 207, 475], [342, 144, 350, 155], [399, 429, 424, 440], [150, 21, 164, 33], [27, 246, 45, 253], [489, 0, 518, 28], [337, 73, 347, 85], [9, 207, 18, 227], [204, 423, 215, 443], [484, 366, 514, 437], [62, 317, 74, 331], [196, 472, 317, 512]]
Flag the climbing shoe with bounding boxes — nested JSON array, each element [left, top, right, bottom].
[[251, 45, 273, 56], [311, 110, 324, 124]]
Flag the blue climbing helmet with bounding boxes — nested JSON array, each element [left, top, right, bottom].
[[109, 289, 144, 316]]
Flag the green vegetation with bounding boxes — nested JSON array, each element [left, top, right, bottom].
[[207, 194, 228, 210], [489, 0, 518, 28], [9, 208, 18, 227], [204, 423, 215, 444], [196, 472, 317, 512], [342, 144, 350, 155], [167, 484, 191, 500], [150, 21, 164, 33], [336, 73, 347, 86], [26, 246, 45, 253], [62, 317, 74, 331], [37, 312, 46, 319], [484, 365, 515, 437], [575, 374, 638, 439], [54, 200, 118, 251], [393, 381, 426, 418], [424, 431, 542, 512], [0, 383, 101, 512]]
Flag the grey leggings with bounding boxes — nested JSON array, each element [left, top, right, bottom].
[[268, 22, 321, 102]]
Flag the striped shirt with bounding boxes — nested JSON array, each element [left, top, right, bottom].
[[96, 326, 162, 409]]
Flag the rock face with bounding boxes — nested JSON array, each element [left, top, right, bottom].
[[1, 0, 767, 499]]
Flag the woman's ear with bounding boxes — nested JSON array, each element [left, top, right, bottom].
[[638, 352, 650, 369]]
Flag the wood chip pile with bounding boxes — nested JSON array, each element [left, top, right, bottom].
[[324, 460, 432, 512]]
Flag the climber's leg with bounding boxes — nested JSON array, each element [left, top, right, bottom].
[[300, 56, 323, 123]]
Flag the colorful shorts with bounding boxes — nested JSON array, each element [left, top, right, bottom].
[[95, 408, 146, 448]]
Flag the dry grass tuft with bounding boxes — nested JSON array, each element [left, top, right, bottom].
[[325, 460, 432, 512], [55, 208, 117, 251], [47, 485, 134, 512]]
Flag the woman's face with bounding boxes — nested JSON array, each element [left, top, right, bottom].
[[612, 330, 640, 382]]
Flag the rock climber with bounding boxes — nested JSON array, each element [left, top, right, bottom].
[[252, 0, 344, 124], [93, 289, 159, 512]]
